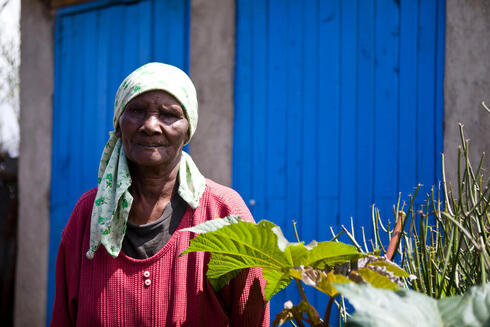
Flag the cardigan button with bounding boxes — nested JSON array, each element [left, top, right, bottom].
[[143, 271, 150, 278], [144, 279, 151, 286]]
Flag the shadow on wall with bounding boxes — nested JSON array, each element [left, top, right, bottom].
[[0, 152, 18, 327]]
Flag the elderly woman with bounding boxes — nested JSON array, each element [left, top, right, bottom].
[[51, 63, 269, 326]]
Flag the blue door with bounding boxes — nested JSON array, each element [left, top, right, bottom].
[[234, 0, 445, 320], [49, 0, 189, 322]]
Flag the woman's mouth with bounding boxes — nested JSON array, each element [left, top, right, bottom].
[[137, 143, 164, 148]]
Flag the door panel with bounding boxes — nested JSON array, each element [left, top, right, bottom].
[[49, 0, 189, 322], [234, 0, 445, 320]]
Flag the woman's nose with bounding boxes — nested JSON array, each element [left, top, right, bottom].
[[141, 114, 162, 135]]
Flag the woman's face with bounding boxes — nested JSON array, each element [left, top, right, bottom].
[[118, 90, 189, 168]]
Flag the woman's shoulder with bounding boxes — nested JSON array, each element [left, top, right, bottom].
[[73, 187, 98, 217], [77, 187, 98, 205], [204, 179, 245, 205], [62, 187, 98, 239], [202, 179, 254, 222]]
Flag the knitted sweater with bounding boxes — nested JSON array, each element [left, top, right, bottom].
[[50, 179, 270, 326]]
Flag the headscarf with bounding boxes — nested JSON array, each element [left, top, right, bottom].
[[86, 62, 206, 259]]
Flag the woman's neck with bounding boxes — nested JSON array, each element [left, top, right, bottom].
[[128, 161, 180, 224], [131, 164, 179, 198]]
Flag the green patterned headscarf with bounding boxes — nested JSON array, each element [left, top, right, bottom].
[[86, 62, 206, 259]]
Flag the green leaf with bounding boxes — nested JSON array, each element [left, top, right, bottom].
[[181, 215, 242, 234], [181, 217, 363, 301], [334, 283, 490, 327], [271, 225, 362, 267], [314, 271, 351, 297], [336, 283, 442, 327], [437, 283, 490, 327], [181, 218, 293, 300], [284, 243, 310, 266], [208, 269, 241, 291], [356, 268, 399, 290], [302, 241, 363, 268], [182, 219, 290, 272], [289, 267, 352, 296], [368, 260, 409, 277], [263, 268, 292, 301], [271, 225, 299, 252]]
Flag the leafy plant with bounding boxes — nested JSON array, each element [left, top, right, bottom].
[[338, 122, 490, 298], [335, 282, 490, 327], [181, 108, 490, 326], [180, 216, 408, 326]]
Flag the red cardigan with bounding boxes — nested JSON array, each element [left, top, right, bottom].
[[50, 179, 270, 326]]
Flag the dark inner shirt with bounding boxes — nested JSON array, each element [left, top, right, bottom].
[[122, 194, 188, 259]]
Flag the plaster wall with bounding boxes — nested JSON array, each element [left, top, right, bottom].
[[444, 0, 490, 184], [14, 0, 54, 325], [189, 0, 235, 186]]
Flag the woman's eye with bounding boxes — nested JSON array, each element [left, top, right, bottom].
[[160, 110, 179, 118], [127, 106, 144, 115]]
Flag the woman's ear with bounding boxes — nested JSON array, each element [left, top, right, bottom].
[[115, 126, 121, 138]]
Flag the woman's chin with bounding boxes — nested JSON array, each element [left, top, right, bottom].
[[129, 151, 177, 168]]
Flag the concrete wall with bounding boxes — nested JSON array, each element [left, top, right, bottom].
[[15, 0, 54, 325], [444, 0, 490, 185], [189, 0, 235, 187]]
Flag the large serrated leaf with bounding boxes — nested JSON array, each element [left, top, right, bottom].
[[181, 218, 293, 299], [316, 272, 351, 297], [182, 219, 289, 269], [288, 268, 351, 297], [285, 243, 310, 266], [208, 270, 241, 291], [368, 260, 409, 277], [302, 241, 363, 268], [335, 283, 490, 327], [437, 283, 490, 327], [336, 283, 441, 327], [272, 226, 362, 267], [181, 217, 364, 301], [262, 268, 292, 301], [356, 268, 399, 290], [181, 215, 242, 234]]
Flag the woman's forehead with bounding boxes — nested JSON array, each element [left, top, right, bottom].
[[127, 90, 182, 107]]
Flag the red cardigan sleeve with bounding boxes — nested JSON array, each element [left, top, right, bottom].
[[50, 237, 75, 326], [216, 187, 271, 326], [50, 190, 95, 326]]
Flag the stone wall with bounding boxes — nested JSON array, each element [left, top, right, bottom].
[[444, 0, 490, 184], [189, 0, 235, 186], [15, 0, 53, 325]]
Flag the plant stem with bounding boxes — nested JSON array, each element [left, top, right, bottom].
[[483, 101, 490, 113], [341, 225, 363, 252], [293, 316, 305, 327], [386, 211, 404, 260], [293, 280, 324, 326], [295, 279, 308, 302], [293, 220, 301, 243], [329, 227, 344, 242], [324, 296, 336, 326]]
